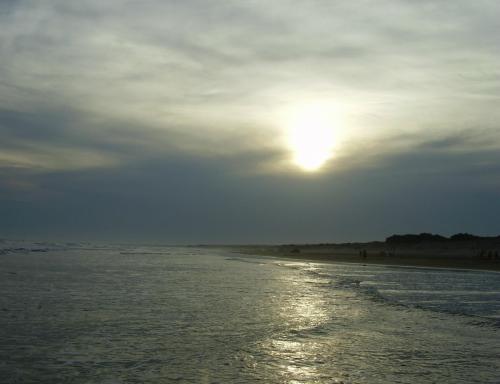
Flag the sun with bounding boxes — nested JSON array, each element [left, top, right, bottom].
[[286, 104, 339, 172]]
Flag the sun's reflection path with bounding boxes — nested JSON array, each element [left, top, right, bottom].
[[261, 338, 329, 383], [254, 262, 360, 383]]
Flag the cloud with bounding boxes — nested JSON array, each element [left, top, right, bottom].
[[2, 1, 499, 151], [1, 134, 499, 242], [1, 1, 500, 241]]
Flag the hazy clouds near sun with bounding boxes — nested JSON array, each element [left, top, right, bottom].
[[1, 1, 500, 241], [2, 0, 500, 170]]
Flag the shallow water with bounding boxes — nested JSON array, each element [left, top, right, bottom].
[[0, 246, 499, 383]]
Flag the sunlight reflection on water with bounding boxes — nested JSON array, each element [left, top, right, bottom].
[[0, 247, 499, 383]]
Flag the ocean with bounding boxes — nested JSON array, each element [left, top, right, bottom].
[[1, 245, 499, 383]]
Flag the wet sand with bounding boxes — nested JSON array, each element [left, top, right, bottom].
[[233, 244, 500, 271]]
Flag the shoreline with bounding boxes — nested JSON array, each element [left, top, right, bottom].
[[231, 246, 500, 272]]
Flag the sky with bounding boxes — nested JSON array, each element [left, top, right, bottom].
[[1, 0, 500, 243]]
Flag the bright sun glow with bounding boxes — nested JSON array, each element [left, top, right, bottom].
[[286, 104, 340, 172]]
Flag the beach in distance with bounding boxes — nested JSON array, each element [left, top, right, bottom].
[[232, 233, 500, 271]]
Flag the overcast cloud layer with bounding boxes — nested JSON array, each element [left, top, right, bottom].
[[1, 0, 500, 242]]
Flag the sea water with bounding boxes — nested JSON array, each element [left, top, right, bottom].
[[0, 245, 499, 383]]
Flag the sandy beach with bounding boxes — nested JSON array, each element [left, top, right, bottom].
[[234, 242, 500, 271]]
